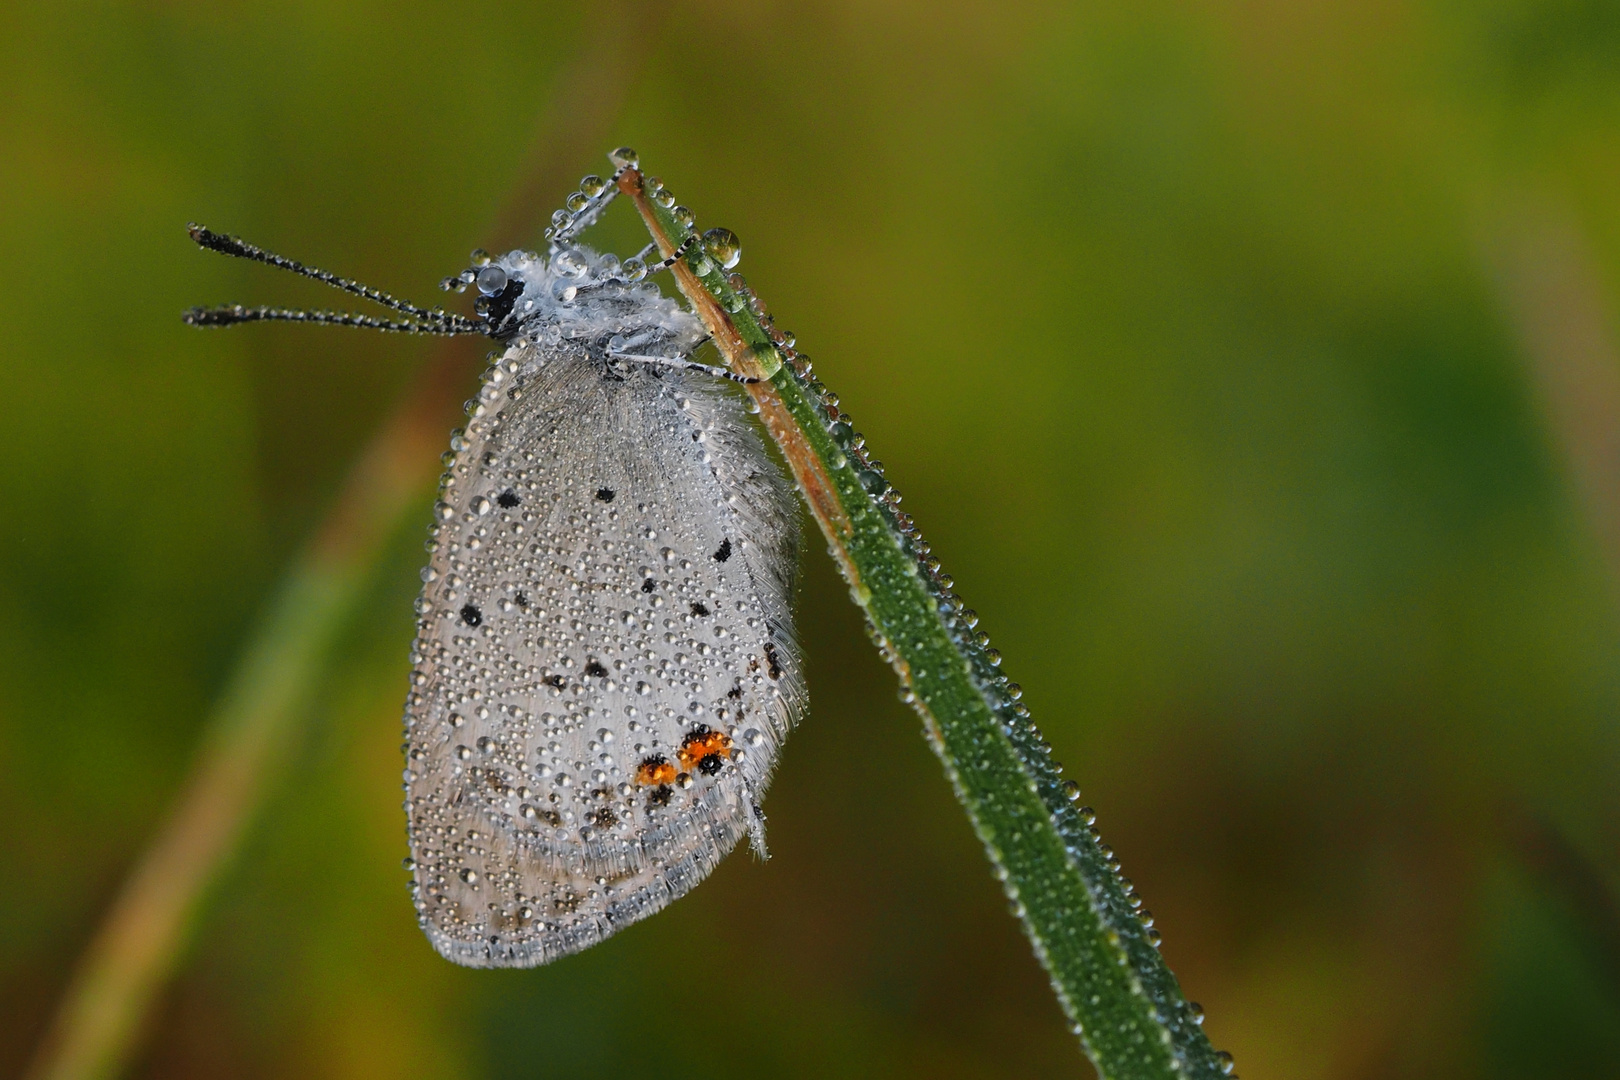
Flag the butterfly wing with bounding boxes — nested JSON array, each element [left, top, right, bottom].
[[403, 343, 802, 967]]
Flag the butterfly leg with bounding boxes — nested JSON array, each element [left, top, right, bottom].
[[606, 349, 758, 385]]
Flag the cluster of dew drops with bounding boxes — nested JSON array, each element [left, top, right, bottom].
[[453, 149, 1235, 1077]]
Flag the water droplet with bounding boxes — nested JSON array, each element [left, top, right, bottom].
[[579, 174, 608, 197], [566, 192, 590, 213], [476, 265, 508, 296], [459, 868, 479, 884], [672, 206, 694, 228], [702, 228, 741, 270], [859, 469, 888, 496], [1062, 779, 1080, 801], [554, 248, 586, 276], [1188, 1002, 1205, 1025], [622, 258, 646, 282], [1216, 1051, 1235, 1075], [470, 248, 491, 266], [610, 147, 639, 169]]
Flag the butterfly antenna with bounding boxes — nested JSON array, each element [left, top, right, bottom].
[[182, 304, 485, 334], [185, 224, 487, 335]]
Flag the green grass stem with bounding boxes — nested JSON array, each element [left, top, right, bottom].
[[624, 164, 1230, 1080]]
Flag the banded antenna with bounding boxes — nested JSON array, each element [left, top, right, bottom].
[[183, 225, 489, 336]]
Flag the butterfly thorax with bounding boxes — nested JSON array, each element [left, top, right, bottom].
[[473, 245, 706, 362]]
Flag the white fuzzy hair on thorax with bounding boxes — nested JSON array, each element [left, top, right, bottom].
[[495, 245, 706, 356]]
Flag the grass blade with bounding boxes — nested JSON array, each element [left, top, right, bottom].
[[622, 167, 1231, 1080]]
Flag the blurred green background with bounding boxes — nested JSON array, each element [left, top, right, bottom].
[[5, 1, 1620, 1077]]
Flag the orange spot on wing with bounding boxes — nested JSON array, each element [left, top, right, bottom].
[[635, 755, 677, 787], [676, 726, 732, 771]]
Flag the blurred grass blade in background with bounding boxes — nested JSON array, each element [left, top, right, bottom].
[[621, 166, 1232, 1080], [1488, 196, 1620, 598], [24, 529, 373, 1080], [20, 8, 658, 1077]]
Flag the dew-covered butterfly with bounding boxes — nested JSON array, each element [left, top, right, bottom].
[[186, 148, 803, 967]]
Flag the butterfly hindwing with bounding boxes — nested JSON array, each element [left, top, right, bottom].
[[402, 342, 801, 967]]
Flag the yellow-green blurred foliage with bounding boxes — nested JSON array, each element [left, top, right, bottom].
[[4, 1, 1620, 1078]]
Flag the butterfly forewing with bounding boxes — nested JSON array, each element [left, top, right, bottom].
[[403, 341, 801, 967]]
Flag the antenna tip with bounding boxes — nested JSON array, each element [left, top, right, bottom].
[[184, 304, 243, 327], [186, 224, 242, 255]]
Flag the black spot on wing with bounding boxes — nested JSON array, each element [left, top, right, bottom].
[[641, 578, 655, 593], [460, 604, 482, 627], [713, 538, 731, 562], [497, 489, 519, 508], [595, 487, 615, 503], [690, 602, 709, 617], [584, 659, 608, 678], [764, 640, 782, 680]]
